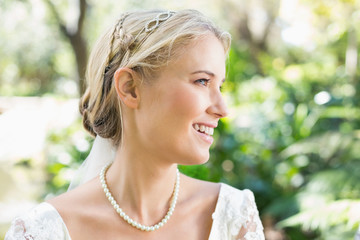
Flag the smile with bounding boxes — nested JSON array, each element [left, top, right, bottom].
[[193, 123, 214, 136]]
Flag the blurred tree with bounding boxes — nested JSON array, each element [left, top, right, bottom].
[[0, 0, 78, 96], [43, 0, 88, 95], [218, 0, 280, 76]]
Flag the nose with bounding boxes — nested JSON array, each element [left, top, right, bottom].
[[207, 90, 229, 118]]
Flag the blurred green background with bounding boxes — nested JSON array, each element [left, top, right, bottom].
[[0, 0, 359, 239]]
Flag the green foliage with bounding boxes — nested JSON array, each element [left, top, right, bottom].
[[44, 119, 93, 197], [279, 199, 360, 239], [277, 166, 360, 239], [201, 1, 360, 238], [178, 164, 210, 181]]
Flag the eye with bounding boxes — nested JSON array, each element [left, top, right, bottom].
[[195, 78, 210, 86]]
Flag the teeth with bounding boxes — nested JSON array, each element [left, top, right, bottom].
[[194, 124, 214, 136], [209, 128, 214, 135]]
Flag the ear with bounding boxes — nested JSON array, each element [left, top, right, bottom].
[[114, 68, 140, 109]]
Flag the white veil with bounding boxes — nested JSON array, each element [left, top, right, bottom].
[[68, 136, 116, 190]]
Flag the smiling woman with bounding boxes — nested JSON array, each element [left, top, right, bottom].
[[5, 9, 265, 240]]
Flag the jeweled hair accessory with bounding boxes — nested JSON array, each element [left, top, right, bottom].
[[133, 10, 175, 42], [144, 11, 175, 33], [103, 11, 175, 78]]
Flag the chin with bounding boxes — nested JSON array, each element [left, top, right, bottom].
[[181, 152, 210, 166]]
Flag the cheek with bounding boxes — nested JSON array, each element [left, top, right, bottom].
[[172, 89, 199, 114], [138, 83, 207, 138], [162, 85, 206, 124]]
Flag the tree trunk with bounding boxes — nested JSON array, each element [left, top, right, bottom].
[[44, 0, 88, 96], [69, 32, 88, 95]]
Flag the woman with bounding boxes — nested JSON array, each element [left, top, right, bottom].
[[6, 9, 265, 239]]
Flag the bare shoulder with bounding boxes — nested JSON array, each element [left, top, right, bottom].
[[180, 173, 221, 207], [46, 178, 118, 239], [46, 178, 107, 222], [181, 173, 220, 191]]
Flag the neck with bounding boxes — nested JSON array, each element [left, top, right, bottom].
[[105, 143, 179, 225]]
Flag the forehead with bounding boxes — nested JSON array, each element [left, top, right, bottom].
[[164, 34, 227, 79]]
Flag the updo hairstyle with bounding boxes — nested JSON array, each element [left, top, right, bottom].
[[80, 9, 231, 146]]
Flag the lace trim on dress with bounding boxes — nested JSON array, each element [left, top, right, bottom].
[[5, 202, 71, 240], [209, 183, 265, 240]]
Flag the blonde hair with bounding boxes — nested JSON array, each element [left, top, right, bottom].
[[80, 9, 231, 146]]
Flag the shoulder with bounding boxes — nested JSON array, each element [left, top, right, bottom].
[[47, 177, 104, 221], [213, 183, 258, 222], [5, 202, 70, 240], [209, 183, 265, 240], [45, 178, 113, 238], [218, 183, 256, 208], [180, 174, 221, 205]]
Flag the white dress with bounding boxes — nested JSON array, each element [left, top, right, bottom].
[[5, 183, 265, 240]]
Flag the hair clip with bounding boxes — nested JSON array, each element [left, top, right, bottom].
[[104, 10, 175, 78], [144, 11, 175, 33]]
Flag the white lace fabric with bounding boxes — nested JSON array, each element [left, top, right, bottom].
[[5, 183, 264, 240], [5, 202, 70, 240], [208, 184, 264, 240]]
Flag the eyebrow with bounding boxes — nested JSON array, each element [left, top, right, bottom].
[[191, 70, 226, 83]]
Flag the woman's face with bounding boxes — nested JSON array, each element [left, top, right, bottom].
[[135, 34, 228, 165]]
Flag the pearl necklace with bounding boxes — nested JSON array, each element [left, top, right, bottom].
[[100, 163, 180, 232]]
